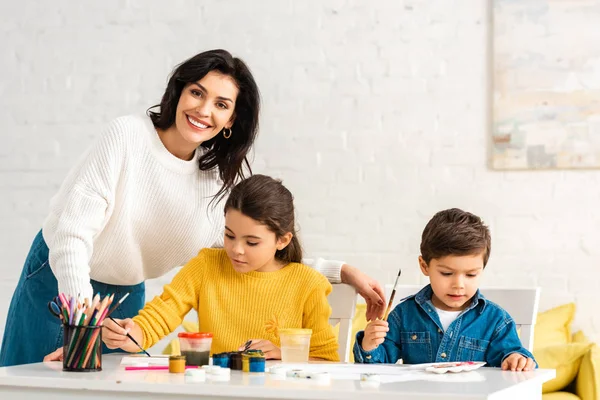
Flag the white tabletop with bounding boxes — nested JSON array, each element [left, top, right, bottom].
[[0, 355, 555, 400]]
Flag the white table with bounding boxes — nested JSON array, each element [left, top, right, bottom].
[[0, 355, 555, 400]]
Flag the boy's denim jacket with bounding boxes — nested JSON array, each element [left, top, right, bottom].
[[353, 284, 536, 367]]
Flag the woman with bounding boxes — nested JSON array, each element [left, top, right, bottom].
[[0, 49, 384, 367]]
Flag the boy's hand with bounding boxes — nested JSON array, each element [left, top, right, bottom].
[[361, 319, 389, 352], [238, 339, 281, 360], [501, 353, 535, 371], [102, 318, 143, 353]]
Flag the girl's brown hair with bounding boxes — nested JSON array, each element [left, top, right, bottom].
[[224, 175, 302, 263]]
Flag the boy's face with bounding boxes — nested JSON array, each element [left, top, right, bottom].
[[419, 253, 485, 312], [224, 209, 292, 273]]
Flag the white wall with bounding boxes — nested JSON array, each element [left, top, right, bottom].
[[1, 0, 599, 349]]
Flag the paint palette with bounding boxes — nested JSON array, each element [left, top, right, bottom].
[[424, 361, 486, 374]]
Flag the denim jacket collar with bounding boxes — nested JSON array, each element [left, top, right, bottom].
[[411, 284, 488, 314]]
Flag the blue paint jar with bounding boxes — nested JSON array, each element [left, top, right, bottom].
[[212, 352, 230, 368], [248, 354, 265, 373]]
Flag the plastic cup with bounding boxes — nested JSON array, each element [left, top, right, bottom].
[[279, 328, 312, 363], [178, 332, 213, 366]]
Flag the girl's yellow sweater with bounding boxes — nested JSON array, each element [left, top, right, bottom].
[[133, 248, 339, 361]]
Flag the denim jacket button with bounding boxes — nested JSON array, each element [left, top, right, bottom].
[[411, 335, 417, 340], [366, 355, 372, 359], [438, 329, 442, 333], [441, 352, 447, 358]]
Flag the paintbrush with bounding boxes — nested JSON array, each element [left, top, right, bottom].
[[383, 269, 402, 321], [106, 292, 130, 318]]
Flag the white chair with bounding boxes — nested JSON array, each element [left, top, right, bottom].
[[328, 284, 357, 362], [384, 284, 541, 352]]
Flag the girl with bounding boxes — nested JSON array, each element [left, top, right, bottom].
[[103, 175, 339, 361], [2, 49, 382, 366]]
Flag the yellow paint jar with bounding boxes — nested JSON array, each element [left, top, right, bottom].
[[169, 355, 186, 373]]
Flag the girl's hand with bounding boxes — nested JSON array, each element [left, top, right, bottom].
[[238, 339, 281, 360], [361, 319, 389, 352], [102, 318, 142, 353]]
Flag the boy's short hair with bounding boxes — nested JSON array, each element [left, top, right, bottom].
[[420, 208, 491, 266]]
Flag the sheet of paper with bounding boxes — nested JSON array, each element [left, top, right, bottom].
[[120, 355, 169, 366], [268, 363, 486, 383], [269, 362, 411, 376], [324, 372, 422, 383]]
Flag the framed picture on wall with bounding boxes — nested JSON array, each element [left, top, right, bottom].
[[492, 0, 600, 169]]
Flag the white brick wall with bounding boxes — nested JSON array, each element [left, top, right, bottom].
[[1, 0, 599, 350]]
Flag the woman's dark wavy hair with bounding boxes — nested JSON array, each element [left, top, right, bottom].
[[148, 49, 260, 201], [224, 174, 303, 264]]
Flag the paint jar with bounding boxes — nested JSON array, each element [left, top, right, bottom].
[[62, 324, 102, 372], [212, 352, 230, 368], [248, 354, 266, 373], [230, 352, 243, 370], [178, 332, 213, 366], [242, 350, 263, 372], [169, 355, 186, 373], [279, 328, 312, 363]]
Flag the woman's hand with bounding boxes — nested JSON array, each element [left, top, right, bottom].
[[341, 264, 386, 321], [43, 347, 64, 362]]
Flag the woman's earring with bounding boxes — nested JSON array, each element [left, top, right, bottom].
[[223, 128, 232, 139]]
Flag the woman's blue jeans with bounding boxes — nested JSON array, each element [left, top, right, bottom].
[[0, 230, 145, 366]]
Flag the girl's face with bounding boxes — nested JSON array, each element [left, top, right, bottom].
[[174, 70, 238, 145], [224, 209, 292, 273]]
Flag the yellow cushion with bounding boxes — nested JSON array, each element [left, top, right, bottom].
[[572, 330, 588, 344], [574, 342, 599, 400], [534, 303, 576, 350], [534, 342, 592, 393], [542, 392, 583, 400], [165, 338, 180, 356]]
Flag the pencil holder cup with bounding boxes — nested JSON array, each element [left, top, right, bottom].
[[62, 324, 103, 372]]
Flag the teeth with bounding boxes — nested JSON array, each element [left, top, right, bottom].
[[187, 116, 208, 129]]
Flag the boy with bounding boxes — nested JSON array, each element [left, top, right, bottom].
[[353, 208, 536, 371]]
